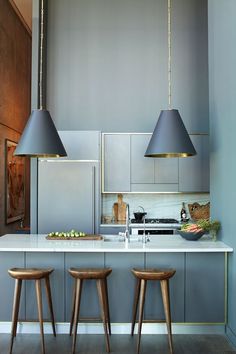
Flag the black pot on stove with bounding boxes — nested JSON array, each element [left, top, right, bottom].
[[133, 206, 147, 221]]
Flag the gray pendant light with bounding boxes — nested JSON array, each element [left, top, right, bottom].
[[145, 109, 196, 157], [145, 0, 196, 158], [14, 0, 67, 157]]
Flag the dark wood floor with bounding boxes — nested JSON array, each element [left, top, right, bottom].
[[0, 334, 235, 354]]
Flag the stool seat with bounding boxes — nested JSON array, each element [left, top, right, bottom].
[[8, 267, 54, 280], [132, 268, 175, 281], [69, 267, 112, 279]]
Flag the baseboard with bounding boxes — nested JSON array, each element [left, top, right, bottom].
[[0, 322, 225, 335], [226, 325, 236, 348]]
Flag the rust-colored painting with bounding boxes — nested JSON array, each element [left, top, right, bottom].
[[5, 140, 25, 224]]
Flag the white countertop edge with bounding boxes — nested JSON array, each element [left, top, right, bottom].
[[0, 234, 233, 253], [0, 248, 233, 253]]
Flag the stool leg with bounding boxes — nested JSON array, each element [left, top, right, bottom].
[[97, 279, 110, 353], [45, 276, 56, 337], [131, 278, 141, 336], [103, 278, 111, 335], [35, 279, 45, 354], [72, 279, 83, 354], [160, 279, 174, 354], [9, 279, 22, 354], [69, 279, 77, 336], [137, 279, 146, 354]]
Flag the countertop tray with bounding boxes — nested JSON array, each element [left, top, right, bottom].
[[46, 234, 103, 241]]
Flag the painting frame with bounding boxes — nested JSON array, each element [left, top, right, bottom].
[[5, 139, 25, 224]]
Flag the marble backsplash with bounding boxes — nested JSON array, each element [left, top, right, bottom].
[[101, 193, 210, 222]]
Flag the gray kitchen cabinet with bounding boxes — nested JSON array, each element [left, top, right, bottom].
[[154, 158, 179, 184], [130, 183, 179, 192], [103, 133, 179, 192], [131, 134, 178, 191], [38, 161, 99, 234], [65, 253, 105, 321], [185, 253, 225, 323], [105, 253, 145, 322], [103, 133, 209, 193], [99, 226, 125, 235], [0, 251, 226, 325], [103, 134, 130, 192], [131, 134, 154, 184], [0, 252, 25, 321], [179, 135, 209, 192], [145, 253, 185, 322], [25, 252, 65, 322]]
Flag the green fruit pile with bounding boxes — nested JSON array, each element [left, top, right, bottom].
[[48, 229, 86, 238]]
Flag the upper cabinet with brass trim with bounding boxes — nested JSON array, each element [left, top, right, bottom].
[[102, 133, 209, 193], [179, 135, 209, 192]]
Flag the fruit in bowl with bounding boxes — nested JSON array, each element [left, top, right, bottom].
[[179, 223, 205, 241], [179, 219, 221, 241]]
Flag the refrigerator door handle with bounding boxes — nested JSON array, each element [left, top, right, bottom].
[[92, 166, 95, 234]]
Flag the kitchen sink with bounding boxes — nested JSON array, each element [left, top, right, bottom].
[[103, 235, 139, 242]]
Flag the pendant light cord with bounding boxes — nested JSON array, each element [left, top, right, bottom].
[[168, 0, 172, 110], [39, 0, 45, 110]]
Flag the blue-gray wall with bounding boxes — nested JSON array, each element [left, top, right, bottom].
[[46, 0, 208, 133], [208, 0, 236, 345]]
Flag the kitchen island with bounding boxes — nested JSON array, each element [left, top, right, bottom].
[[0, 234, 233, 334]]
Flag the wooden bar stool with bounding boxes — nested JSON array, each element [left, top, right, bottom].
[[131, 268, 176, 354], [8, 268, 56, 354], [68, 267, 112, 354]]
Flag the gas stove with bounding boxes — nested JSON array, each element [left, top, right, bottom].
[[130, 218, 179, 224], [130, 218, 180, 235]]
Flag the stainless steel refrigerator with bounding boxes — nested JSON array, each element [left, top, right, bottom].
[[37, 160, 99, 234]]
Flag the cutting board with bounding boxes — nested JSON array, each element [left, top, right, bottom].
[[46, 234, 103, 241], [113, 194, 127, 222]]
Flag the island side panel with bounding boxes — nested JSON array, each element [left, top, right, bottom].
[[25, 252, 65, 322], [0, 252, 25, 321], [145, 253, 185, 322], [65, 253, 105, 321], [185, 252, 225, 323], [105, 252, 145, 322]]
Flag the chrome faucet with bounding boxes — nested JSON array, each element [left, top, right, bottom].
[[124, 204, 130, 243], [142, 215, 150, 244]]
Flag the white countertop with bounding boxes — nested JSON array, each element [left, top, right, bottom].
[[0, 234, 233, 253]]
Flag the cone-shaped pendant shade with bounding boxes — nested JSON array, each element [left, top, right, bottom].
[[14, 109, 67, 157], [145, 109, 196, 158]]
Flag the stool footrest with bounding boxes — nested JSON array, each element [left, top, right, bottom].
[[78, 317, 102, 322], [142, 319, 166, 323]]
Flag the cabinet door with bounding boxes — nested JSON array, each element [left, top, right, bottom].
[[105, 253, 145, 322], [99, 226, 124, 235], [131, 134, 154, 183], [145, 253, 185, 322], [154, 158, 179, 184], [185, 253, 225, 323], [65, 253, 105, 321], [103, 134, 130, 192], [179, 135, 209, 192], [25, 252, 65, 322], [0, 252, 25, 321]]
